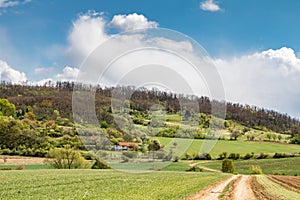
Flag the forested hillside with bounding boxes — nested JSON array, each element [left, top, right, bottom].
[[1, 82, 299, 136], [0, 81, 299, 158]]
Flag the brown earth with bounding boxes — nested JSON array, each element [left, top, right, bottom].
[[268, 175, 300, 193], [220, 175, 241, 200], [0, 155, 45, 164], [185, 175, 239, 200], [186, 175, 282, 200], [249, 175, 277, 200], [232, 175, 256, 200]]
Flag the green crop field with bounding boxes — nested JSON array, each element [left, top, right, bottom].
[[257, 175, 300, 199], [155, 137, 300, 158], [0, 169, 229, 200], [197, 157, 300, 176]]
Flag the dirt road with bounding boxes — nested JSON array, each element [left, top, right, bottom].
[[232, 175, 256, 200], [185, 175, 239, 200], [186, 175, 269, 200]]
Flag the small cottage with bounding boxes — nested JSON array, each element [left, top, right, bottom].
[[114, 142, 138, 151]]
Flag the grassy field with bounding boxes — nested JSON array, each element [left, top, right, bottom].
[[155, 137, 300, 158], [197, 157, 300, 176], [0, 169, 229, 200]]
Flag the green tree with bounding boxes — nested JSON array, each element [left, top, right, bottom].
[[0, 99, 16, 117], [91, 159, 111, 169], [266, 133, 272, 141], [230, 130, 241, 140], [148, 139, 162, 159], [46, 145, 90, 169], [221, 158, 234, 173]]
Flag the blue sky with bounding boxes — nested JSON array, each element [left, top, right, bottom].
[[1, 0, 300, 118]]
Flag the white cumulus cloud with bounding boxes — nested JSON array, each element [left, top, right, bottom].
[[0, 60, 27, 83], [200, 0, 221, 12], [110, 13, 158, 31], [66, 11, 159, 67], [66, 11, 109, 65], [215, 47, 300, 117], [56, 66, 79, 81]]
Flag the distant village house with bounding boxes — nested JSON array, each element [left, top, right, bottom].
[[114, 142, 138, 151]]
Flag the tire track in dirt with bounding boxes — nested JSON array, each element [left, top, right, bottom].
[[232, 175, 256, 200], [186, 175, 281, 200], [185, 175, 239, 200]]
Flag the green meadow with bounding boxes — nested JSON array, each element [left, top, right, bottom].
[[197, 157, 300, 176], [0, 169, 229, 200], [155, 137, 300, 158]]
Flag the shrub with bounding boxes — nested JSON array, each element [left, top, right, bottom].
[[194, 153, 212, 160], [0, 167, 12, 170], [204, 153, 212, 160], [218, 152, 228, 160], [15, 165, 25, 170], [221, 158, 234, 173], [173, 156, 179, 162], [81, 151, 93, 160], [186, 166, 203, 172], [250, 165, 262, 174], [273, 153, 286, 158], [290, 135, 300, 144], [228, 153, 240, 160], [156, 150, 168, 160], [122, 151, 137, 159], [1, 149, 11, 155], [121, 155, 129, 163], [243, 153, 253, 160], [257, 153, 269, 159], [91, 159, 111, 169], [100, 121, 108, 129], [182, 153, 193, 160]]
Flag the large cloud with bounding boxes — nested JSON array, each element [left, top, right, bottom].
[[66, 11, 159, 66], [0, 60, 27, 83], [66, 11, 109, 65], [215, 47, 300, 117], [110, 13, 158, 31]]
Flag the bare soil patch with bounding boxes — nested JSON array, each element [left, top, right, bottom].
[[268, 175, 300, 193], [232, 175, 256, 200], [250, 176, 277, 200], [220, 175, 241, 200], [0, 155, 45, 164]]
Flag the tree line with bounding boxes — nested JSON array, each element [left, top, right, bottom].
[[0, 81, 299, 137]]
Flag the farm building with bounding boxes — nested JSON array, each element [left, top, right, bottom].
[[114, 142, 138, 151]]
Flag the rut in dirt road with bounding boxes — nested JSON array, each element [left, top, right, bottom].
[[185, 175, 239, 200], [186, 175, 263, 200], [232, 175, 256, 200]]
